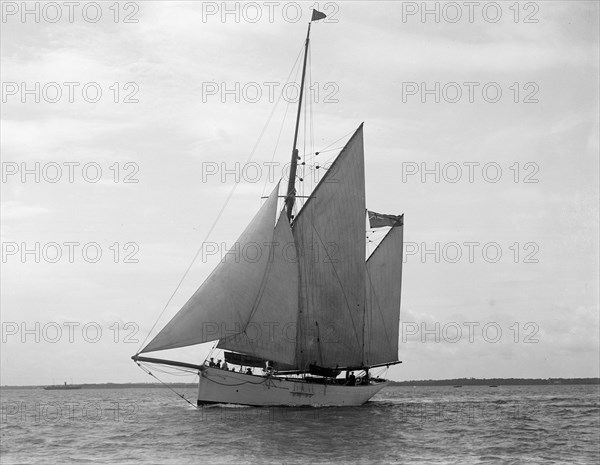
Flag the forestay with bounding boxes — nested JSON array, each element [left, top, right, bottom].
[[140, 184, 281, 354]]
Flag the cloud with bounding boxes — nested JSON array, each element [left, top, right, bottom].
[[0, 201, 51, 220]]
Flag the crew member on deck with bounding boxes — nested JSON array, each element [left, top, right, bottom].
[[246, 367, 252, 375], [222, 361, 229, 370], [209, 358, 216, 367], [346, 372, 356, 386], [265, 360, 273, 374]]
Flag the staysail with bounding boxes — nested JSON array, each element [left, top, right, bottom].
[[292, 124, 366, 369], [140, 184, 281, 354], [364, 217, 404, 365], [217, 208, 299, 366]]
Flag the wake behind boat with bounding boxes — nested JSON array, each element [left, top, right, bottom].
[[133, 9, 404, 407]]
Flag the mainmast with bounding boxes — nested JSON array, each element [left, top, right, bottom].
[[285, 21, 312, 221]]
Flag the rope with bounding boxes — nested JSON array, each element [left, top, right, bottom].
[[202, 372, 289, 391], [203, 374, 270, 388], [137, 46, 305, 354], [205, 340, 220, 364], [302, 145, 343, 157], [261, 44, 305, 199], [136, 362, 199, 409]]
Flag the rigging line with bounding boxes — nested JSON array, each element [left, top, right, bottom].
[[261, 44, 305, 199], [149, 364, 198, 376], [309, 43, 315, 200], [305, 42, 315, 208], [297, 41, 313, 211], [203, 373, 280, 388], [314, 128, 356, 156], [136, 362, 198, 409], [302, 145, 344, 158], [137, 48, 305, 355], [303, 148, 339, 171], [299, 126, 356, 171], [297, 139, 350, 200], [300, 44, 309, 206], [261, 100, 293, 199], [205, 340, 220, 363], [307, 42, 314, 201]]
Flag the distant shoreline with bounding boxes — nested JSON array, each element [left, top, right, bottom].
[[389, 377, 600, 387], [2, 377, 598, 389]]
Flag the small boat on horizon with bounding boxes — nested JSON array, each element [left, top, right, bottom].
[[43, 382, 82, 390]]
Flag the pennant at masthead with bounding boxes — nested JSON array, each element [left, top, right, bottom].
[[311, 9, 327, 22]]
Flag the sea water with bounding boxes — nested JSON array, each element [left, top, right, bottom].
[[1, 384, 598, 464]]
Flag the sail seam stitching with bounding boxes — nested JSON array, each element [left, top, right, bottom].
[[309, 223, 363, 358]]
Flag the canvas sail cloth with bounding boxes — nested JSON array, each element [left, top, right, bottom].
[[141, 124, 403, 371], [141, 183, 299, 367], [364, 216, 403, 365], [292, 124, 366, 369], [217, 209, 298, 366]]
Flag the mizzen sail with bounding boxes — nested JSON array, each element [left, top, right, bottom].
[[140, 184, 281, 354], [364, 217, 404, 365], [292, 124, 366, 369]]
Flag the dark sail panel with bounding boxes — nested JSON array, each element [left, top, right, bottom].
[[223, 352, 295, 371], [308, 364, 342, 378], [224, 351, 267, 368]]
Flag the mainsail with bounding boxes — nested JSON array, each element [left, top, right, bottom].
[[364, 217, 404, 365], [292, 124, 366, 369], [140, 184, 282, 354]]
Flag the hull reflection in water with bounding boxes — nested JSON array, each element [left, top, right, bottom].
[[197, 367, 388, 407]]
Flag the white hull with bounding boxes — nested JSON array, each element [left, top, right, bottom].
[[197, 366, 387, 407]]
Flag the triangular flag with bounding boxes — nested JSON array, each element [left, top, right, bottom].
[[311, 9, 327, 22]]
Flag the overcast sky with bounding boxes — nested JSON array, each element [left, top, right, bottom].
[[1, 1, 598, 385]]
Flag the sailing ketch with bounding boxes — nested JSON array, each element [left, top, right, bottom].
[[133, 10, 404, 407]]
